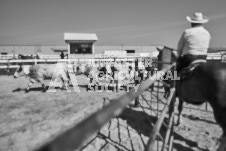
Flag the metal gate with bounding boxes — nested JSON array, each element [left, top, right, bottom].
[[33, 61, 177, 151]]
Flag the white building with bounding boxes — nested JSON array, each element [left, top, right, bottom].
[[64, 33, 98, 58]]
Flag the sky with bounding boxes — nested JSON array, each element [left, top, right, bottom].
[[0, 0, 226, 48]]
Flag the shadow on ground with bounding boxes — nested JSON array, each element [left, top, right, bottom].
[[80, 104, 205, 151], [12, 86, 64, 93]]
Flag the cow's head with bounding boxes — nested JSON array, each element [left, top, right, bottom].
[[14, 65, 30, 78]]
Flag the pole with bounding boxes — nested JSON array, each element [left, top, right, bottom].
[[145, 88, 175, 151]]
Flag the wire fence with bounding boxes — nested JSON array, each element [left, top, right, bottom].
[[32, 61, 176, 151]]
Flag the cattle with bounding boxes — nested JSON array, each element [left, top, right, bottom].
[[18, 54, 34, 59], [74, 62, 132, 87], [14, 63, 70, 92], [74, 62, 111, 85]]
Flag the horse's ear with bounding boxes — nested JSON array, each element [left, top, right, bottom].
[[156, 47, 162, 51], [172, 50, 179, 59]]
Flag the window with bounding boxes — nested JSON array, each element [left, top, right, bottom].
[[70, 43, 92, 54], [126, 50, 135, 53]]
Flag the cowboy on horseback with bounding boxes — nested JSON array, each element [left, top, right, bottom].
[[176, 12, 211, 72], [157, 13, 226, 150]]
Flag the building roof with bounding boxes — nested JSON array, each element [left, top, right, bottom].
[[51, 46, 68, 52], [208, 47, 226, 53], [64, 33, 98, 42]]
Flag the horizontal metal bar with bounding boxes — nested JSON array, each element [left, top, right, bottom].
[[0, 65, 21, 69], [0, 59, 70, 63], [0, 58, 154, 63]]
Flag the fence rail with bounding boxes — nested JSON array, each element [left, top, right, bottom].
[[0, 52, 224, 60], [0, 57, 154, 69], [0, 53, 157, 60], [34, 62, 176, 151]]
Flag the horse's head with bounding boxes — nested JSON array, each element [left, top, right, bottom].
[[156, 46, 178, 70]]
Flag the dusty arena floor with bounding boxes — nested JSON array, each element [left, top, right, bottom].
[[0, 74, 222, 151]]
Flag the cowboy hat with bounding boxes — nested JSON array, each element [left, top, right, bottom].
[[186, 12, 209, 23]]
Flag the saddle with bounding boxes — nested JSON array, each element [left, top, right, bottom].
[[180, 59, 207, 80]]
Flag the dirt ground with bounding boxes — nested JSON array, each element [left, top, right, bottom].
[[0, 74, 222, 151]]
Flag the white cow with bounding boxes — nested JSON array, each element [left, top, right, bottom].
[[14, 63, 70, 92]]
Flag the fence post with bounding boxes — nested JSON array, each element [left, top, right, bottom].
[[166, 65, 177, 151], [161, 93, 176, 151], [145, 88, 175, 151]]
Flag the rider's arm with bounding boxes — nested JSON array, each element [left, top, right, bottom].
[[177, 31, 185, 56]]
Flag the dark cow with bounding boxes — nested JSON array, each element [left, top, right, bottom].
[[18, 54, 34, 59]]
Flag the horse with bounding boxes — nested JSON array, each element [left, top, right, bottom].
[[157, 46, 226, 150]]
